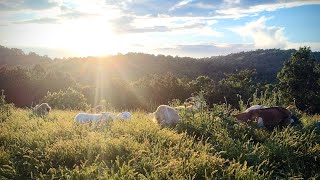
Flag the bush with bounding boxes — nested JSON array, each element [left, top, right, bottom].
[[42, 88, 89, 110], [0, 90, 13, 123]]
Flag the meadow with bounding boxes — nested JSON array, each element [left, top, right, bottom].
[[1, 101, 320, 179]]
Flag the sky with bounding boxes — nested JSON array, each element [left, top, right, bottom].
[[0, 0, 320, 58]]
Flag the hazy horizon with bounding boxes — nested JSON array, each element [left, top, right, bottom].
[[1, 0, 320, 58]]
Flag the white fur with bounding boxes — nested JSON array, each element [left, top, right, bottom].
[[147, 112, 154, 118], [116, 112, 132, 120], [101, 112, 115, 121], [74, 113, 103, 123], [153, 105, 180, 127], [175, 105, 198, 112], [257, 117, 264, 128], [33, 103, 51, 116], [74, 112, 114, 124], [290, 118, 295, 124], [245, 105, 268, 113], [289, 112, 295, 124], [186, 97, 203, 110]]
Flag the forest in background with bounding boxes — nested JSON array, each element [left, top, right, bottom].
[[1, 46, 320, 179], [0, 45, 319, 113]]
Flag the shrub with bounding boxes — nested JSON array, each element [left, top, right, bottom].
[[0, 90, 13, 123], [42, 87, 89, 110]]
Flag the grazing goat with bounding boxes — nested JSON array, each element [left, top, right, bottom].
[[186, 96, 203, 110], [245, 105, 268, 112], [153, 105, 180, 127], [33, 103, 51, 116], [234, 107, 294, 130], [175, 96, 204, 113], [175, 104, 198, 112], [74, 112, 114, 124], [116, 111, 132, 120]]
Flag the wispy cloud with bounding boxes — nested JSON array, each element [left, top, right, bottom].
[[214, 0, 320, 19], [14, 17, 60, 24], [13, 10, 100, 24], [169, 0, 193, 11], [156, 43, 255, 57], [223, 0, 241, 6], [0, 0, 61, 10], [111, 15, 222, 36]]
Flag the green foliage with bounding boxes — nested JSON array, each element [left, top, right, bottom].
[[0, 65, 76, 107], [0, 90, 13, 123], [0, 102, 319, 179], [42, 88, 89, 110], [217, 69, 259, 108], [2, 46, 320, 112], [277, 46, 320, 114], [132, 73, 191, 107], [177, 102, 320, 179]]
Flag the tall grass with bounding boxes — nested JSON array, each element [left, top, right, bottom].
[[0, 98, 319, 179]]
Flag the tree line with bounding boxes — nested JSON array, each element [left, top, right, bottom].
[[0, 46, 319, 113]]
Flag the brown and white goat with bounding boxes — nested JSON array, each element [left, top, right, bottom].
[[234, 107, 293, 130]]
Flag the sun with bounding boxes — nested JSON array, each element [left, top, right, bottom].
[[50, 17, 120, 57]]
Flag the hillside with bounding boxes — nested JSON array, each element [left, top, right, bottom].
[[1, 45, 320, 83], [1, 45, 320, 110], [0, 46, 51, 66]]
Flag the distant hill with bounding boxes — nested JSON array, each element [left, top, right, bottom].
[[1, 45, 319, 83], [0, 45, 51, 66]]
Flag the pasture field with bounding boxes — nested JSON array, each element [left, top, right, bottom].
[[0, 106, 320, 179]]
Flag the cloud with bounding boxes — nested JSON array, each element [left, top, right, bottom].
[[105, 0, 177, 16], [58, 11, 99, 19], [14, 17, 60, 24], [229, 16, 287, 49], [104, 0, 320, 18], [228, 15, 320, 52], [192, 2, 216, 10], [287, 42, 320, 52], [111, 15, 222, 36], [156, 43, 255, 57], [214, 0, 320, 19], [13, 10, 100, 24], [0, 0, 61, 10], [169, 0, 193, 11], [223, 0, 241, 6]]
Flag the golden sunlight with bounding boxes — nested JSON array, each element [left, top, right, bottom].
[[50, 17, 120, 57]]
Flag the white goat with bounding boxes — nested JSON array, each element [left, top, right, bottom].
[[33, 103, 51, 116], [153, 105, 180, 127], [116, 111, 132, 120], [74, 112, 114, 124]]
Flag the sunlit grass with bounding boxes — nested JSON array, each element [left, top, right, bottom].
[[0, 107, 319, 179]]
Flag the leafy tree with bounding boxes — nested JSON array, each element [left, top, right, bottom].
[[42, 88, 89, 110], [132, 73, 190, 106], [277, 46, 320, 113], [189, 76, 214, 93], [215, 70, 258, 108]]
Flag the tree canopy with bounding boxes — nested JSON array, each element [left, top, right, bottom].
[[277, 47, 320, 113]]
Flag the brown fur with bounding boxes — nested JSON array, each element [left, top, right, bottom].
[[234, 107, 291, 129]]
